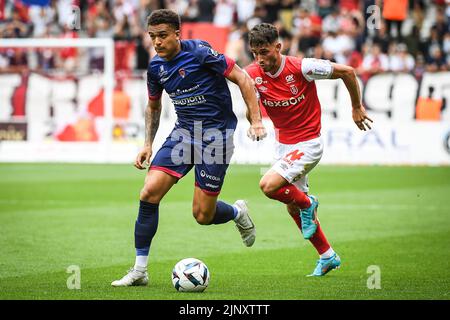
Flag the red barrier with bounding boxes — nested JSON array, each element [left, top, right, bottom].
[[181, 23, 229, 53]]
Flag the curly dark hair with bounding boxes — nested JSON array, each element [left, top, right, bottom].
[[147, 9, 180, 30], [248, 23, 279, 47]]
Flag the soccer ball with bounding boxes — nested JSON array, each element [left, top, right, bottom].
[[171, 258, 210, 292]]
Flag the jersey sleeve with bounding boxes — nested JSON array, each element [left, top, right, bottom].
[[195, 41, 235, 77], [147, 68, 163, 101], [301, 58, 334, 82]]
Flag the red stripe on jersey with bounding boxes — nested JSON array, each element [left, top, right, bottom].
[[223, 56, 235, 77], [245, 56, 322, 144]]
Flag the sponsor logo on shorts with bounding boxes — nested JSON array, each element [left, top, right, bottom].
[[200, 170, 221, 182]]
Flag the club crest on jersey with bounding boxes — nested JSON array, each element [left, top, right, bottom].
[[290, 85, 298, 95], [285, 74, 295, 83], [178, 68, 186, 78], [255, 77, 263, 85]]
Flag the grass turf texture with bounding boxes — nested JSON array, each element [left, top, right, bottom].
[[0, 163, 449, 300]]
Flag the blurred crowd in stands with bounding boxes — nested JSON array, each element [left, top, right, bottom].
[[0, 0, 449, 81]]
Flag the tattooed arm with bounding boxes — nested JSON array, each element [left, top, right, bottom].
[[134, 99, 162, 170]]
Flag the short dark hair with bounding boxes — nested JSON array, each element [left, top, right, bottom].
[[248, 23, 279, 47], [147, 9, 180, 30]]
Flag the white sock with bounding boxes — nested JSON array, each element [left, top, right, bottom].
[[320, 247, 335, 259], [233, 205, 241, 221], [134, 256, 148, 271]]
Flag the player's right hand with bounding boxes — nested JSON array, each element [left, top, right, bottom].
[[247, 121, 267, 142], [134, 146, 152, 170]]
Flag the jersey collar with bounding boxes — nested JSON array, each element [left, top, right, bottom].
[[265, 55, 286, 79]]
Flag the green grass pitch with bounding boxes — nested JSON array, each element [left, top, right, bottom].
[[0, 163, 449, 300]]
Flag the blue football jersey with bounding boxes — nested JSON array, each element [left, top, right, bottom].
[[147, 39, 237, 132]]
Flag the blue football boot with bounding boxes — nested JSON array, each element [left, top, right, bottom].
[[300, 195, 319, 239], [308, 253, 341, 277]]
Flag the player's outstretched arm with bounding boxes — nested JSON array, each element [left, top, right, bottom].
[[329, 63, 373, 131], [226, 64, 267, 141], [135, 99, 162, 170]]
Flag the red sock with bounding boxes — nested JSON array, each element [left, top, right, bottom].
[[288, 209, 331, 255], [309, 224, 331, 255], [268, 185, 311, 209]]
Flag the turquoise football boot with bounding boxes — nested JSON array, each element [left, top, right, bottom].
[[300, 195, 319, 239], [308, 253, 341, 277]]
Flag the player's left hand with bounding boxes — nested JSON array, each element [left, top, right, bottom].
[[247, 121, 267, 141], [352, 105, 373, 131]]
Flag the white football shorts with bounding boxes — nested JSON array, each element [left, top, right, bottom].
[[271, 136, 324, 193]]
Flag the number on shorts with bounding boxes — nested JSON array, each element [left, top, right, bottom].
[[284, 149, 304, 161]]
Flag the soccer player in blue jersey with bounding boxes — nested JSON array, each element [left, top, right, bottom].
[[112, 9, 266, 287]]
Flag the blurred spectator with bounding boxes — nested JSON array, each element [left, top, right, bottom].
[[88, 16, 114, 70], [87, 0, 114, 30], [444, 32, 450, 66], [182, 0, 200, 22], [292, 6, 322, 39], [164, 0, 188, 17], [317, 0, 335, 18], [135, 30, 152, 70], [340, 0, 360, 12], [0, 0, 448, 79], [322, 6, 341, 34], [263, 0, 282, 24], [411, 0, 426, 34], [236, 0, 256, 24], [322, 30, 355, 64], [213, 0, 235, 27], [197, 0, 215, 22], [225, 22, 252, 67], [361, 43, 389, 82], [382, 0, 409, 42], [246, 5, 266, 30], [278, 0, 297, 32], [58, 24, 79, 72], [413, 53, 426, 80], [347, 49, 363, 69], [433, 6, 449, 41], [389, 43, 415, 72], [2, 48, 29, 73], [426, 46, 447, 71], [28, 3, 56, 37], [0, 9, 30, 38], [279, 28, 294, 56], [422, 26, 443, 62]]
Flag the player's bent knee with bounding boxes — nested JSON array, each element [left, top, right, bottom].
[[192, 209, 214, 225], [259, 179, 277, 197], [140, 184, 162, 203]]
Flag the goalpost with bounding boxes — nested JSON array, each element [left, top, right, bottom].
[[0, 38, 115, 141], [0, 38, 142, 163]]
